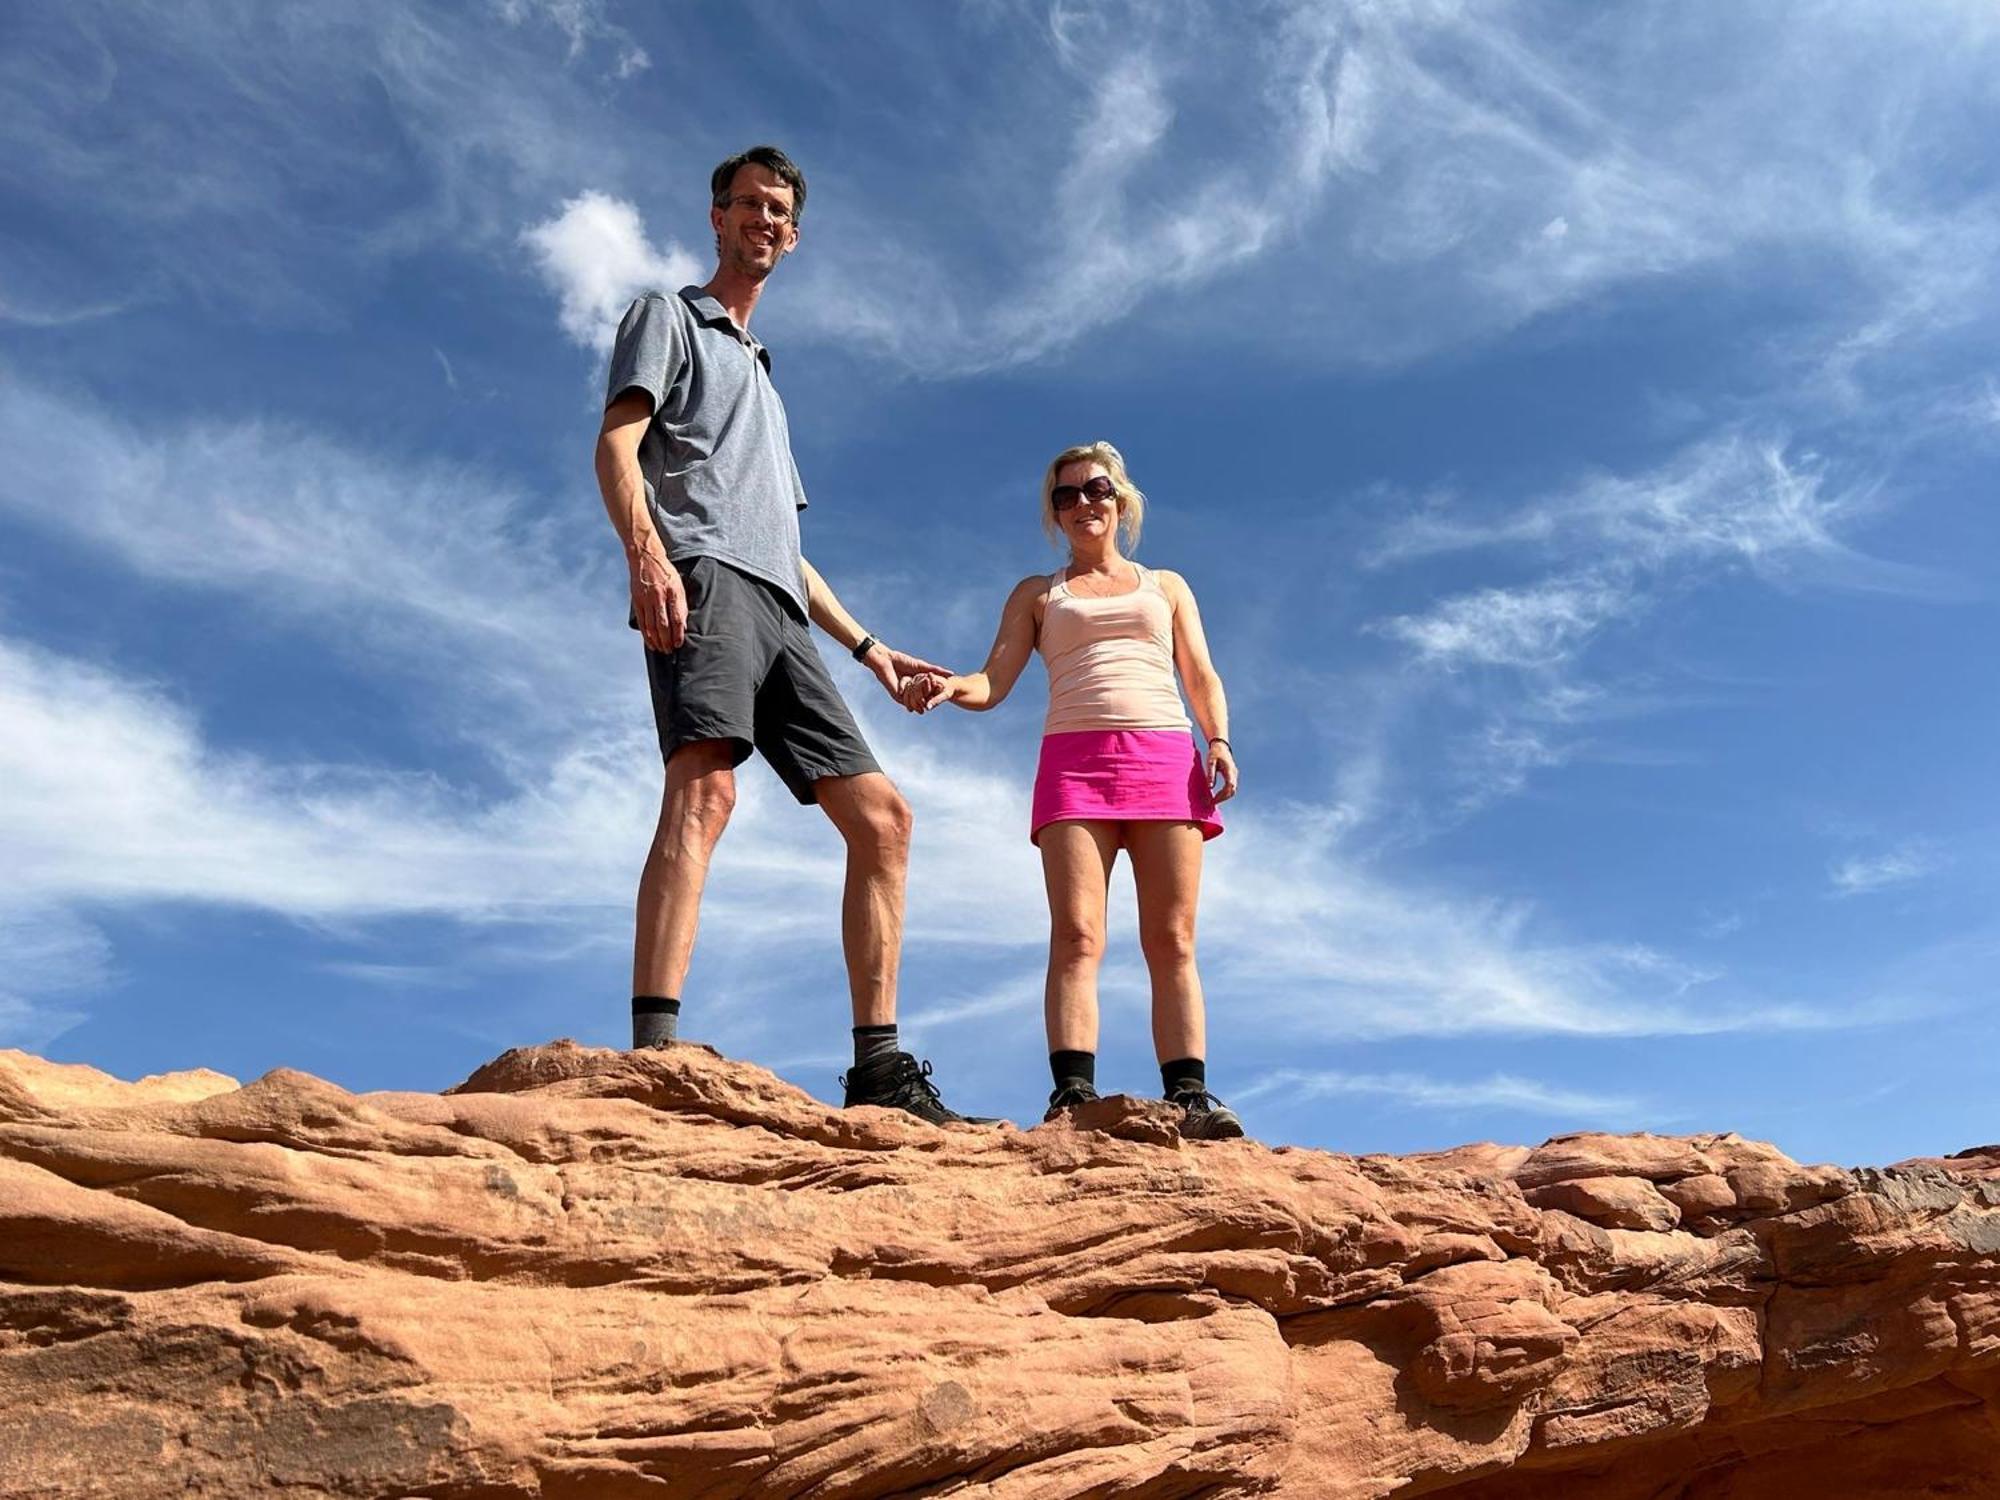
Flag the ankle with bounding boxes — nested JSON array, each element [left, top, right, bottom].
[[1050, 1049, 1096, 1091], [1161, 1057, 1205, 1096], [852, 1024, 899, 1067], [633, 996, 680, 1048]]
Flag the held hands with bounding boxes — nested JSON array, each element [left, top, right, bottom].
[[861, 643, 953, 705], [897, 671, 958, 714], [629, 544, 686, 653], [1206, 740, 1238, 802]]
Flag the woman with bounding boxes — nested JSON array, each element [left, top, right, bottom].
[[904, 442, 1243, 1138]]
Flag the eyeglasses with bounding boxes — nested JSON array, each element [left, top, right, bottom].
[[1050, 476, 1117, 512], [728, 195, 795, 225]]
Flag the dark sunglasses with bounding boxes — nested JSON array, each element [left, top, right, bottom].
[[1051, 475, 1117, 512]]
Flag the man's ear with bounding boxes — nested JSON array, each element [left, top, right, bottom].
[[779, 220, 800, 258]]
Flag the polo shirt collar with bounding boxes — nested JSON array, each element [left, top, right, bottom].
[[679, 285, 771, 369]]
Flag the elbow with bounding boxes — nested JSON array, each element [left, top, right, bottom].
[[592, 435, 624, 483]]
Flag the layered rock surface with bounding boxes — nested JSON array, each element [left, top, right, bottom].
[[2, 1041, 1997, 1498]]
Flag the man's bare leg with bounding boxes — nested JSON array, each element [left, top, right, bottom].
[[632, 740, 739, 1042], [813, 771, 912, 1027]]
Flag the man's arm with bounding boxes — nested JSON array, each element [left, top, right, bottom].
[[800, 556, 949, 698], [594, 392, 685, 652]]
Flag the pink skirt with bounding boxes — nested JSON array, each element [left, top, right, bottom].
[[1030, 730, 1224, 844]]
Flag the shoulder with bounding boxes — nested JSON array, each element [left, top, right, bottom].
[[1151, 567, 1194, 601], [1008, 573, 1053, 608], [621, 290, 689, 327]]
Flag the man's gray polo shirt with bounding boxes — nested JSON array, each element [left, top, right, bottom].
[[605, 286, 809, 619]]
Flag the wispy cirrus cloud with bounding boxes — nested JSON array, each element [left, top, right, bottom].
[[1378, 576, 1633, 671], [754, 0, 2000, 382], [1830, 845, 1942, 899], [1357, 433, 1933, 813], [492, 0, 649, 78], [1369, 434, 1911, 679]]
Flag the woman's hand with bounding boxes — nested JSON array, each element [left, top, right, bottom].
[[1206, 740, 1238, 802]]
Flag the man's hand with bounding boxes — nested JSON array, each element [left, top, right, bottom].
[[630, 546, 686, 653], [861, 642, 951, 702]]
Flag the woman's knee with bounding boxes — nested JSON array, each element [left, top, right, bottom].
[[1050, 918, 1107, 966], [1139, 917, 1197, 969]]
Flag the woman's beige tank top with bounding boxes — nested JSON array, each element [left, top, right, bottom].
[[1039, 565, 1190, 735]]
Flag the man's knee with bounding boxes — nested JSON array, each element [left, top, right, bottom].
[[660, 746, 739, 850], [833, 777, 913, 858]]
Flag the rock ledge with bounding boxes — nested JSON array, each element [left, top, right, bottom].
[[3, 1041, 1997, 1497]]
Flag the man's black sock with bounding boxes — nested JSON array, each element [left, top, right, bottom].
[[853, 1023, 899, 1067], [1050, 1050, 1096, 1090], [1162, 1057, 1206, 1095], [632, 996, 680, 1049]]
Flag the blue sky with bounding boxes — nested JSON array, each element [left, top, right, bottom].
[[3, 0, 1997, 1164]]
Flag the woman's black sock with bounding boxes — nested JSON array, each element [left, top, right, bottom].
[[632, 996, 680, 1048], [1161, 1057, 1205, 1095], [1050, 1050, 1096, 1089]]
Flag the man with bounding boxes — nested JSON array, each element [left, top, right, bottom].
[[593, 145, 979, 1125]]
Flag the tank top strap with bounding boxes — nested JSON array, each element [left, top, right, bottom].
[[1046, 568, 1071, 600]]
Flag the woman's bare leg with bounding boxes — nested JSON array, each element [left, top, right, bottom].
[[1125, 821, 1207, 1065], [1039, 820, 1121, 1055]]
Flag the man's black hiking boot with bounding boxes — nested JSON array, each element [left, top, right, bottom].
[[1042, 1080, 1102, 1122], [1168, 1085, 1246, 1140], [840, 1051, 993, 1125]]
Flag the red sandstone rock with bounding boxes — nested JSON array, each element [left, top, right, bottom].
[[1, 1041, 1997, 1498]]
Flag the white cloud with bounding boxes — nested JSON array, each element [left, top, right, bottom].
[[1369, 435, 1866, 574], [1354, 432, 1946, 810], [740, 1, 2000, 382], [1234, 1067, 1641, 1120], [1830, 845, 1941, 898], [492, 0, 649, 77], [1379, 576, 1632, 670], [1370, 434, 1925, 675], [522, 192, 704, 348]]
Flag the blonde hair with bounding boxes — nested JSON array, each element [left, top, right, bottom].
[[1041, 441, 1145, 552]]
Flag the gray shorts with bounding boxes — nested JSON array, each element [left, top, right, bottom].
[[643, 556, 880, 804]]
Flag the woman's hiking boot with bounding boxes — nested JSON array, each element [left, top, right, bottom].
[[1042, 1080, 1103, 1121], [1168, 1085, 1245, 1140]]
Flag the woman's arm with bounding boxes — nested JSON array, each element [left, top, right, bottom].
[[915, 576, 1045, 712], [1160, 570, 1238, 801]]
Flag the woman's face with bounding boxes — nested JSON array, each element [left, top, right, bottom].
[[1054, 460, 1118, 548]]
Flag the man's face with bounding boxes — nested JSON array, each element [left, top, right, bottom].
[[710, 164, 799, 278]]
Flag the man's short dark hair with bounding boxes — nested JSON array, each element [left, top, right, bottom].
[[710, 145, 806, 222]]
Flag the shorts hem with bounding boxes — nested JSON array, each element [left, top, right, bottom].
[[781, 754, 885, 806], [660, 729, 755, 768]]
